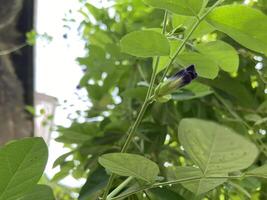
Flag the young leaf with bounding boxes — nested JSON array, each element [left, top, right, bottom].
[[176, 52, 219, 79], [143, 0, 204, 16], [167, 166, 226, 195], [246, 164, 267, 178], [0, 138, 48, 200], [98, 153, 159, 183], [120, 30, 170, 57], [19, 185, 55, 200], [207, 5, 267, 55], [196, 40, 239, 73], [178, 118, 259, 176]]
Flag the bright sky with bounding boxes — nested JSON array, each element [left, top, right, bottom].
[[35, 0, 89, 188]]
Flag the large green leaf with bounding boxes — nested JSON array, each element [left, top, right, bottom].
[[120, 30, 170, 57], [0, 138, 48, 200], [19, 185, 55, 200], [167, 166, 226, 195], [98, 153, 159, 183], [178, 119, 258, 176], [176, 52, 219, 79], [196, 40, 239, 73], [207, 5, 267, 55], [144, 0, 204, 16]]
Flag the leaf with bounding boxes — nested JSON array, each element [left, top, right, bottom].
[[246, 164, 267, 178], [98, 153, 159, 183], [19, 185, 55, 200], [120, 30, 170, 57], [144, 0, 204, 16], [176, 52, 219, 79], [178, 118, 258, 176], [172, 82, 213, 101], [167, 166, 226, 195], [0, 138, 48, 200], [207, 5, 267, 55], [79, 167, 109, 200], [196, 40, 239, 73]]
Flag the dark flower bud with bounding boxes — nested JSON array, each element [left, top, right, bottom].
[[155, 64, 198, 98]]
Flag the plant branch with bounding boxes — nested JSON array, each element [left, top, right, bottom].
[[107, 177, 134, 200], [160, 0, 225, 82], [101, 11, 169, 200], [111, 175, 243, 200]]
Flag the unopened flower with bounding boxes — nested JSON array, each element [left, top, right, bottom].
[[155, 65, 198, 98]]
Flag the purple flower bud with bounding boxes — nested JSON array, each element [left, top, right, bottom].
[[155, 65, 198, 97], [171, 64, 198, 87]]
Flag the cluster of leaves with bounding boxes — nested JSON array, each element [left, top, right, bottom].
[[49, 0, 267, 199]]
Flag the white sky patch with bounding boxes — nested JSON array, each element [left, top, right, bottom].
[[35, 0, 89, 188]]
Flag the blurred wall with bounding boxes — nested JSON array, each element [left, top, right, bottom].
[[0, 0, 34, 144]]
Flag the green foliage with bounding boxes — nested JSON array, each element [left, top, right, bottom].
[[207, 5, 267, 55], [29, 0, 267, 199], [179, 118, 259, 175], [0, 138, 54, 200]]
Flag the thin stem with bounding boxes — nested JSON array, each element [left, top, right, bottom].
[[107, 177, 134, 200], [0, 43, 27, 56], [160, 0, 225, 82], [101, 11, 169, 200], [111, 175, 243, 200]]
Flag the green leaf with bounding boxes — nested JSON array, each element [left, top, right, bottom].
[[176, 52, 219, 79], [196, 40, 239, 73], [120, 30, 170, 57], [178, 118, 258, 176], [167, 166, 226, 195], [98, 153, 159, 183], [0, 138, 48, 200], [144, 0, 204, 16], [19, 185, 55, 200], [246, 164, 267, 178], [207, 5, 267, 55]]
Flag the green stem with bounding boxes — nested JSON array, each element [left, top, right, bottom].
[[0, 43, 27, 56], [101, 11, 169, 200], [107, 177, 134, 200], [111, 175, 243, 200], [160, 0, 225, 82], [102, 1, 225, 198]]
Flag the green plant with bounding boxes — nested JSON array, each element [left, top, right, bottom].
[[53, 0, 267, 199]]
